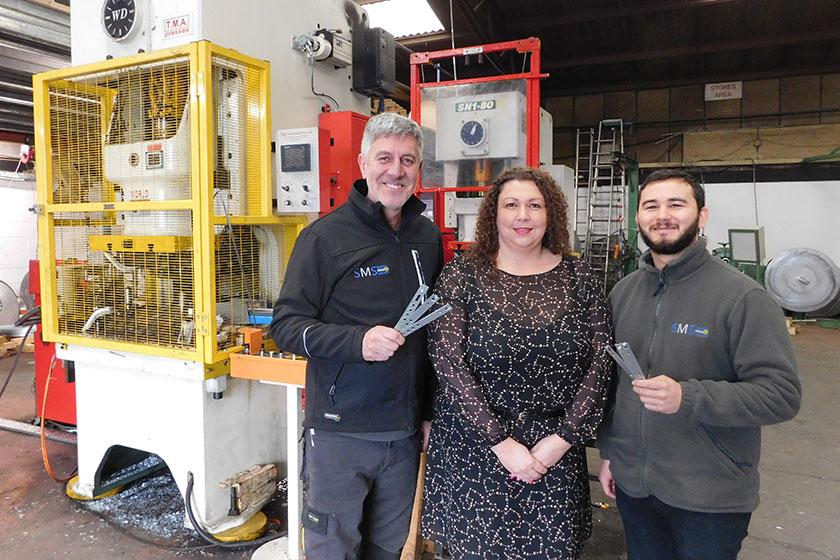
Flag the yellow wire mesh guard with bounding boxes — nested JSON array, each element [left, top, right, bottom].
[[35, 42, 300, 365]]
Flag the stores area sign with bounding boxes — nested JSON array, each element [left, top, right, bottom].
[[705, 81, 742, 101]]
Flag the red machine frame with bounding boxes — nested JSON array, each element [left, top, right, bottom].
[[30, 260, 76, 425], [409, 38, 547, 253]]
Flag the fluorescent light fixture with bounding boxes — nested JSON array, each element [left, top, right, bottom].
[[363, 0, 445, 38]]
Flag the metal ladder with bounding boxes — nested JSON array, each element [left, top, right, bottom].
[[579, 119, 626, 293], [573, 127, 594, 252]]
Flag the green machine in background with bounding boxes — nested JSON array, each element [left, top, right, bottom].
[[622, 157, 640, 276], [712, 226, 767, 285]]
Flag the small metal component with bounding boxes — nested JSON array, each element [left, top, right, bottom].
[[228, 486, 240, 516], [205, 375, 229, 399], [407, 293, 441, 323], [411, 249, 426, 287], [605, 342, 645, 380], [398, 303, 453, 336], [394, 284, 453, 336], [394, 285, 429, 334]]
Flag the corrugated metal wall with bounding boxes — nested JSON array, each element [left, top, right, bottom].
[[547, 73, 840, 166], [0, 0, 69, 136]]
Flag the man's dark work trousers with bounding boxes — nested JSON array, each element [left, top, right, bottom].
[[302, 429, 420, 560], [616, 485, 752, 560]]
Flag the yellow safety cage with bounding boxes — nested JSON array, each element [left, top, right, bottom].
[[33, 41, 305, 372]]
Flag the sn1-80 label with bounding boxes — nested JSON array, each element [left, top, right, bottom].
[[455, 99, 496, 112]]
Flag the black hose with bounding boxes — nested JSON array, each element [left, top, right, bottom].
[[185, 471, 286, 549], [15, 305, 41, 327], [0, 305, 42, 403], [0, 324, 34, 402]]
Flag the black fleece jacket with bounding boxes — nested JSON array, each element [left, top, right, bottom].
[[270, 180, 443, 432]]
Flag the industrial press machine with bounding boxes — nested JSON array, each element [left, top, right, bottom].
[[33, 0, 381, 554], [408, 38, 575, 254], [35, 39, 300, 534]]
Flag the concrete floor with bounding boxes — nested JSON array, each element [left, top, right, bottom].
[[0, 324, 838, 560]]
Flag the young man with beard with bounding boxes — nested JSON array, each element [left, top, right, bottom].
[[596, 169, 801, 560], [271, 112, 442, 559]]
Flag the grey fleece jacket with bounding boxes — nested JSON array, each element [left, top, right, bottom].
[[598, 238, 801, 513]]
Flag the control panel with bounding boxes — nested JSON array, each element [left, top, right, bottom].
[[275, 127, 322, 212]]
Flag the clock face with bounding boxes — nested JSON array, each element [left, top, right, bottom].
[[460, 120, 486, 147], [102, 0, 138, 41]]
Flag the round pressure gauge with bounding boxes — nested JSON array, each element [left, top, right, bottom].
[[460, 120, 486, 147], [101, 0, 140, 42]]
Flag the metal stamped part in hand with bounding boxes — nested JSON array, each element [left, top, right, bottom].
[[394, 284, 428, 334], [394, 285, 452, 336], [606, 342, 646, 380], [397, 303, 453, 336]]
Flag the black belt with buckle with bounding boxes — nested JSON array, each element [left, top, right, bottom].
[[495, 409, 565, 422]]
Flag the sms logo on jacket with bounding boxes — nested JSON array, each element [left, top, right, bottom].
[[354, 264, 390, 279], [671, 322, 710, 338]]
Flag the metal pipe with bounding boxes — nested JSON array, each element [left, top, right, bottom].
[[82, 307, 113, 333], [0, 79, 31, 92], [0, 94, 31, 107], [102, 251, 130, 273], [449, 0, 457, 80], [0, 417, 77, 445], [554, 108, 840, 133]]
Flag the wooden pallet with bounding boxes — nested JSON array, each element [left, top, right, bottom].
[[218, 464, 278, 515], [0, 337, 34, 358]]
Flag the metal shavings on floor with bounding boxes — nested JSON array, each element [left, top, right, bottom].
[[78, 469, 208, 548]]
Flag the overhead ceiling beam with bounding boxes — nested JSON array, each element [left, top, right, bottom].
[[466, 0, 513, 43], [453, 0, 496, 47], [399, 31, 464, 47], [425, 0, 510, 46], [543, 29, 840, 70], [417, 0, 514, 73], [512, 0, 736, 31], [542, 62, 840, 98]]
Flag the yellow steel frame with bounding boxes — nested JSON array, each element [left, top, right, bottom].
[[89, 234, 193, 253], [33, 41, 306, 372]]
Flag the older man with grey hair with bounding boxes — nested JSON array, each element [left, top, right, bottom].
[[271, 112, 443, 559]]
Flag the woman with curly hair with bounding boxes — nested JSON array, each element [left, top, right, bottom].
[[421, 167, 613, 559]]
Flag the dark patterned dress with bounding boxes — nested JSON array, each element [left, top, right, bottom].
[[421, 255, 613, 560]]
